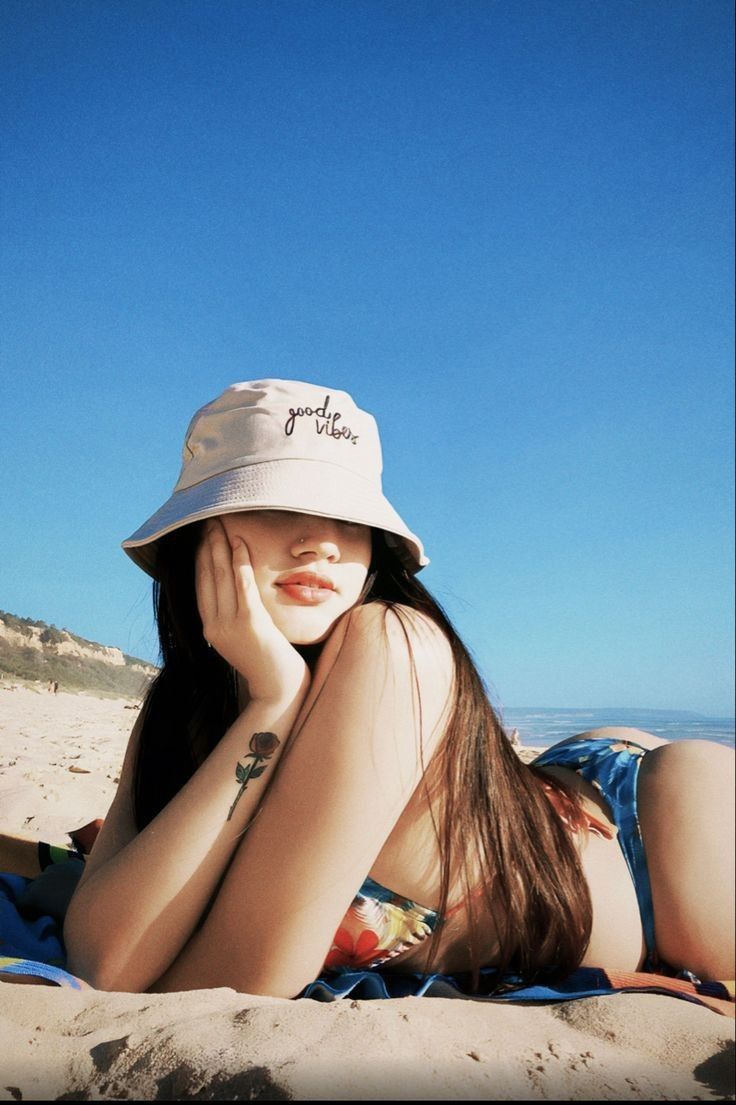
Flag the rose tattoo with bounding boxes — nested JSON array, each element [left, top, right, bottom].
[[227, 731, 281, 821]]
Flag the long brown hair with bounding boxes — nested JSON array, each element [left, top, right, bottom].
[[133, 524, 592, 986]]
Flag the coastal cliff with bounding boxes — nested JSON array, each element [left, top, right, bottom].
[[0, 611, 156, 699]]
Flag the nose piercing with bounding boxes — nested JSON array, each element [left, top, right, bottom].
[[298, 537, 305, 544]]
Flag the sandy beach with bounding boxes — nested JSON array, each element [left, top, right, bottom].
[[0, 682, 733, 1101]]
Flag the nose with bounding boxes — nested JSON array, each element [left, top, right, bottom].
[[290, 519, 341, 562]]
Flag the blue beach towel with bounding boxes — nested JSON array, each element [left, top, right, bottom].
[[0, 868, 88, 989]]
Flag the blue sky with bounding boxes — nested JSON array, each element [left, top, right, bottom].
[[1, 0, 733, 715]]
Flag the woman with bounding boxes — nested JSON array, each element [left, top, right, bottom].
[[63, 379, 735, 998]]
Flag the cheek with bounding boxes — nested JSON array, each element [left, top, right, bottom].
[[220, 518, 272, 565], [348, 531, 373, 569], [219, 517, 249, 552], [342, 564, 370, 604]]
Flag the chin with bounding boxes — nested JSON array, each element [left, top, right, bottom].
[[289, 630, 332, 646], [273, 609, 346, 647]]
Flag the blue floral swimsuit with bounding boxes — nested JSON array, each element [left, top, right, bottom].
[[533, 735, 658, 968]]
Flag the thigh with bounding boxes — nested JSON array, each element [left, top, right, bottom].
[[637, 740, 735, 980]]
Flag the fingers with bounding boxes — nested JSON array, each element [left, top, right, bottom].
[[196, 519, 239, 635], [230, 533, 260, 615], [208, 520, 239, 620], [195, 524, 218, 628]]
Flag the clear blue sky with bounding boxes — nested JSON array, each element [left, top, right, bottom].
[[1, 0, 733, 716]]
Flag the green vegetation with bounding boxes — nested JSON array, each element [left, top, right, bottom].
[[39, 626, 64, 646], [0, 611, 35, 638], [0, 610, 158, 699]]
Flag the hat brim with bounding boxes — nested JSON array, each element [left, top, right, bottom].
[[122, 459, 428, 578]]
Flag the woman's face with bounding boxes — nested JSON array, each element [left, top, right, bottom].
[[218, 510, 373, 644]]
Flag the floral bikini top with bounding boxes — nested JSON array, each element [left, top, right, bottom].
[[324, 876, 441, 974], [325, 779, 614, 975]]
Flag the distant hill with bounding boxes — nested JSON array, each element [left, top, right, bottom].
[[0, 610, 158, 699]]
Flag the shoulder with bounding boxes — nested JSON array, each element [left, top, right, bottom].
[[312, 600, 455, 731], [336, 600, 453, 675]]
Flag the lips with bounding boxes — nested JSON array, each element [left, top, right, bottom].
[[275, 571, 336, 605]]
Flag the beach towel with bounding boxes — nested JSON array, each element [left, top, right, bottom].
[[301, 962, 735, 1016]]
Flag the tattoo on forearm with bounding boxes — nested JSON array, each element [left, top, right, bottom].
[[227, 731, 281, 821]]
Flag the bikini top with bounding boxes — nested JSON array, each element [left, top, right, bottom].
[[324, 773, 614, 975], [324, 876, 442, 974]]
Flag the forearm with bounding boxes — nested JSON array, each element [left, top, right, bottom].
[[64, 685, 307, 992], [145, 603, 455, 999]]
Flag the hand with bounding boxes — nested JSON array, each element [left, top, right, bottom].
[[196, 519, 310, 706]]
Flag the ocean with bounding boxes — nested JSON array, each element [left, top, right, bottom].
[[499, 707, 735, 750]]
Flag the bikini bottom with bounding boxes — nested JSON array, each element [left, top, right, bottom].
[[532, 735, 658, 968]]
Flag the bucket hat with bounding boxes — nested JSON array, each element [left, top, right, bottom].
[[122, 379, 428, 577]]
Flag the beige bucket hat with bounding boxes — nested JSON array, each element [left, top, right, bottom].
[[122, 379, 428, 577]]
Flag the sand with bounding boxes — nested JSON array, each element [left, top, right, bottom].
[[0, 682, 733, 1101]]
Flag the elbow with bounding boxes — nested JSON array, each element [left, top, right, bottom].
[[228, 973, 312, 1001], [64, 911, 146, 993], [64, 937, 138, 993], [71, 960, 140, 994], [224, 950, 328, 1001], [150, 959, 310, 999], [164, 943, 325, 999], [66, 947, 146, 993]]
